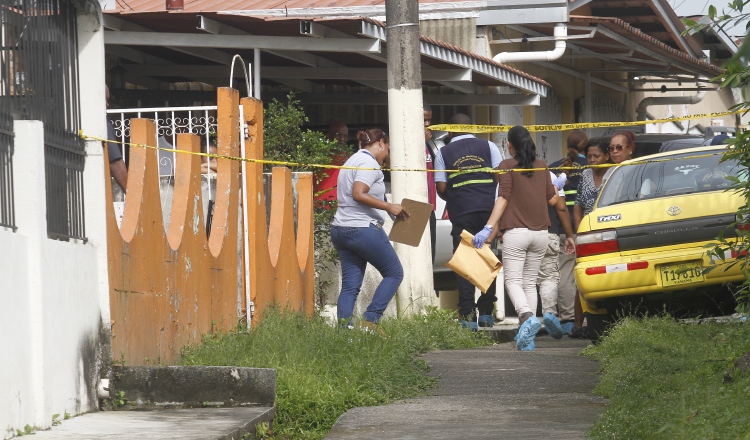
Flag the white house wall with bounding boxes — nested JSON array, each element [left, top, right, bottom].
[[0, 122, 104, 439], [0, 233, 34, 438], [0, 9, 110, 439]]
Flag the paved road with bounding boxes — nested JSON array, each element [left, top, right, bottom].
[[326, 336, 605, 439]]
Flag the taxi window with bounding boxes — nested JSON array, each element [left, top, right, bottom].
[[597, 150, 746, 208]]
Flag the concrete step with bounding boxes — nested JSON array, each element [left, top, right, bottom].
[[32, 407, 274, 440], [479, 323, 552, 343]]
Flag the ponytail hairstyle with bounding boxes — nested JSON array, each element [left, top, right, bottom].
[[507, 125, 537, 177], [567, 130, 588, 150], [356, 128, 389, 149], [561, 147, 577, 168]]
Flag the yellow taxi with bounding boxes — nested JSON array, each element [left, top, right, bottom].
[[574, 146, 746, 339]]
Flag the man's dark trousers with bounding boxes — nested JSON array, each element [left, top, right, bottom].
[[450, 211, 498, 320]]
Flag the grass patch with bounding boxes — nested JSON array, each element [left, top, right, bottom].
[[181, 306, 492, 439], [585, 316, 750, 439]]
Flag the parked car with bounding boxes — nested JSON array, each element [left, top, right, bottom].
[[601, 127, 736, 158], [574, 145, 746, 341]]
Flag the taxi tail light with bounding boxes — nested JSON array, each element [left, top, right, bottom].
[[731, 249, 749, 258], [735, 214, 750, 231], [576, 229, 619, 257]]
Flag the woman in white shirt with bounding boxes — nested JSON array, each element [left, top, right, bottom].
[[330, 129, 409, 331]]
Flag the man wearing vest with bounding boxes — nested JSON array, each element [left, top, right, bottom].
[[434, 113, 502, 330]]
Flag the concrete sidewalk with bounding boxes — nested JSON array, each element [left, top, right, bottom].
[[326, 336, 605, 439], [32, 407, 274, 440]]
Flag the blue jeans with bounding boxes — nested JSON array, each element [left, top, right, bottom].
[[331, 223, 404, 324]]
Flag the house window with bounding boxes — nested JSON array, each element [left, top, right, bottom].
[[3, 0, 85, 240], [0, 1, 16, 229]]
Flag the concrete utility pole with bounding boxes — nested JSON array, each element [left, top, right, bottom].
[[385, 0, 436, 316]]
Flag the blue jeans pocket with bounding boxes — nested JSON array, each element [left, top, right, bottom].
[[342, 227, 359, 237]]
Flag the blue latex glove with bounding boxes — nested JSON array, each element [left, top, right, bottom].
[[552, 172, 567, 190], [473, 226, 492, 249]]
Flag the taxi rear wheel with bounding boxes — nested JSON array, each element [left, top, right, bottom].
[[586, 312, 615, 344]]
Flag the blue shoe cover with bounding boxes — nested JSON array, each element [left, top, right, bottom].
[[478, 315, 494, 328], [516, 316, 541, 350], [561, 321, 574, 335], [518, 339, 535, 351], [543, 312, 564, 339], [461, 320, 478, 331]]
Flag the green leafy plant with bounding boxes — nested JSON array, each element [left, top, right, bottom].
[[684, 3, 750, 312], [63, 412, 71, 420], [263, 93, 347, 308], [16, 424, 34, 436], [113, 353, 126, 367], [113, 390, 128, 409], [51, 414, 61, 426], [255, 421, 271, 439]]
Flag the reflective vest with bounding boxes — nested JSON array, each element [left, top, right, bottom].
[[564, 189, 577, 206], [440, 137, 496, 219]]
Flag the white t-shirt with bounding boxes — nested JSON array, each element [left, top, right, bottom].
[[332, 150, 386, 227]]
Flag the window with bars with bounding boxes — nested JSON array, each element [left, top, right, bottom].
[[1, 0, 85, 240], [0, 2, 16, 229]]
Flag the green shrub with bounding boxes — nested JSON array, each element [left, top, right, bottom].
[[263, 94, 347, 307]]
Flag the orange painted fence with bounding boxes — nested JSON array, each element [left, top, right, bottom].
[[106, 88, 314, 365]]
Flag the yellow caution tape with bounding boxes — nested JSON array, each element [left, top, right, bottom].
[[429, 110, 742, 133], [80, 130, 727, 175]]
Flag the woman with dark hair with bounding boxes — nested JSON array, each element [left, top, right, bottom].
[[330, 128, 409, 332], [473, 125, 559, 350], [566, 139, 611, 339], [574, 139, 611, 226]]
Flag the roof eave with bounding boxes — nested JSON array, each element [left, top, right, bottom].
[[360, 18, 549, 97]]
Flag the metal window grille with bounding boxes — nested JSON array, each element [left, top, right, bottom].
[[0, 0, 16, 229], [2, 0, 85, 240]]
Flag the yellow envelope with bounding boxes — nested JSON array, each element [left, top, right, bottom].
[[445, 230, 502, 293]]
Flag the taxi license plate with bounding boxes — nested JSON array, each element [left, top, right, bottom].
[[660, 262, 704, 287]]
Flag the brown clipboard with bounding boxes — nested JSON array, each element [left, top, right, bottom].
[[388, 198, 433, 247]]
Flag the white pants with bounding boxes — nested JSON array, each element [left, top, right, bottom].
[[501, 228, 549, 316]]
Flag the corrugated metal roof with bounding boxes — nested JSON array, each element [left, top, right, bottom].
[[110, 0, 463, 13]]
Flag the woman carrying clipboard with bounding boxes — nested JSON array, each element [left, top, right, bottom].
[[330, 129, 409, 333]]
